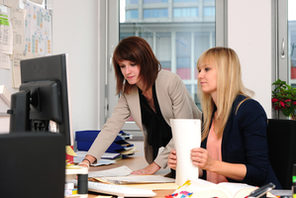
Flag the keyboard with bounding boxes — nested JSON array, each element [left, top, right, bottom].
[[88, 181, 156, 197]]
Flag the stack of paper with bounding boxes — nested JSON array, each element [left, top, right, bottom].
[[118, 131, 133, 140], [101, 152, 121, 160], [74, 151, 119, 166], [119, 141, 136, 158]]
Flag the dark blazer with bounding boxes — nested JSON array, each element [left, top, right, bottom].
[[201, 95, 281, 188]]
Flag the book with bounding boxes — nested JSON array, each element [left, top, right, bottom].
[[169, 179, 258, 198]]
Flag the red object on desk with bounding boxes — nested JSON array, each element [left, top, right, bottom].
[[66, 145, 74, 164]]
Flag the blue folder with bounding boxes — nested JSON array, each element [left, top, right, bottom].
[[75, 130, 133, 153]]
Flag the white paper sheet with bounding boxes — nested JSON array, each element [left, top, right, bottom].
[[0, 4, 13, 54], [24, 1, 52, 56], [3, 0, 20, 9], [11, 53, 22, 88], [11, 8, 25, 54], [88, 166, 133, 178], [170, 119, 201, 185], [0, 52, 11, 69], [100, 175, 175, 184]]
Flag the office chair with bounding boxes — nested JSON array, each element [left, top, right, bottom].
[[267, 119, 296, 189]]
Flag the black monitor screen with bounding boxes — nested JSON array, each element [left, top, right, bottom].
[[0, 132, 65, 198], [8, 54, 73, 145]]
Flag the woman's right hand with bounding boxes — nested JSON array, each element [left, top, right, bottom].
[[168, 149, 177, 170], [78, 155, 96, 169], [78, 159, 90, 168]]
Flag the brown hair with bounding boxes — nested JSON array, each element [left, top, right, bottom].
[[112, 36, 160, 94]]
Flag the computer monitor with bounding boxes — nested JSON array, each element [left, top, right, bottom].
[[0, 132, 65, 198], [8, 54, 73, 145]]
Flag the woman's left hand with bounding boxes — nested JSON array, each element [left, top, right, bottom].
[[131, 162, 161, 175], [191, 147, 215, 171]]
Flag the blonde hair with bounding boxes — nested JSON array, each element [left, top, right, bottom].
[[197, 47, 252, 140]]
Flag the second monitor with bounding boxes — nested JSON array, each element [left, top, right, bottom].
[[8, 54, 73, 145]]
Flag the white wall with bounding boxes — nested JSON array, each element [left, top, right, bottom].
[[52, 0, 99, 134], [0, 116, 9, 133], [228, 0, 272, 117]]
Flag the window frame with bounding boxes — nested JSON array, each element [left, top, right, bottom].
[[102, 0, 227, 135], [272, 0, 295, 119]]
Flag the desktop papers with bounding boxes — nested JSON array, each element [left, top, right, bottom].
[[88, 166, 133, 178], [98, 175, 175, 185], [75, 151, 120, 160], [89, 166, 175, 185], [74, 151, 119, 166]]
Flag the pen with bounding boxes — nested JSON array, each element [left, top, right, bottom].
[[247, 182, 275, 198]]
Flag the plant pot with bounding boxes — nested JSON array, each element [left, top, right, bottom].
[[267, 119, 296, 189]]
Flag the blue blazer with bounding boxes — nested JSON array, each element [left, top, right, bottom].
[[201, 95, 281, 188]]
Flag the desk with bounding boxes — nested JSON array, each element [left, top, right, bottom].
[[87, 156, 175, 198], [89, 156, 148, 172], [85, 156, 293, 198]]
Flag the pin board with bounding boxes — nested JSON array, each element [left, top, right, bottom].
[[0, 0, 52, 115]]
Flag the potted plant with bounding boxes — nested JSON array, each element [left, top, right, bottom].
[[272, 79, 296, 120], [268, 79, 296, 189]]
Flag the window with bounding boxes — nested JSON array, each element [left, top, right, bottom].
[[143, 8, 168, 18], [203, 0, 215, 3], [174, 0, 197, 2], [173, 8, 199, 18], [127, 0, 139, 4], [156, 32, 171, 70], [288, 0, 296, 86], [126, 9, 139, 20], [106, 0, 226, 133], [144, 0, 168, 3], [276, 0, 296, 87], [273, 0, 296, 119], [203, 6, 215, 17], [176, 32, 191, 80]]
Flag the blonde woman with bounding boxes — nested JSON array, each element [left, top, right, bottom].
[[168, 47, 281, 188]]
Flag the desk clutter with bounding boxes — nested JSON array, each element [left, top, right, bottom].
[[75, 130, 135, 162], [87, 166, 175, 197], [65, 165, 88, 197], [88, 165, 175, 185], [74, 130, 135, 166], [64, 165, 175, 197], [165, 179, 278, 198]]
